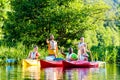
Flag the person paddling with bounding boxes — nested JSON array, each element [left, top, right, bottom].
[[46, 35, 58, 60], [28, 45, 40, 60], [78, 37, 89, 61], [61, 47, 78, 61]]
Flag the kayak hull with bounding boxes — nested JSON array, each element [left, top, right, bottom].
[[62, 60, 99, 68], [40, 60, 100, 68], [22, 59, 40, 67], [40, 60, 62, 68]]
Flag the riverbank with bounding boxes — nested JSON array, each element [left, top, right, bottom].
[[0, 42, 119, 65]]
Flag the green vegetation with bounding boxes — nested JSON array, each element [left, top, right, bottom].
[[0, 0, 120, 64]]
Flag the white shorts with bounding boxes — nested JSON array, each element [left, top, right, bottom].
[[45, 56, 55, 61]]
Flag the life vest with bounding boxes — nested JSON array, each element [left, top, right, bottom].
[[48, 40, 58, 55], [78, 42, 85, 49], [66, 53, 71, 60], [78, 42, 86, 54], [30, 52, 38, 59], [49, 40, 57, 50]]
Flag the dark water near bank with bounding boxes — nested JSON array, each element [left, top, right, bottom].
[[0, 64, 120, 80]]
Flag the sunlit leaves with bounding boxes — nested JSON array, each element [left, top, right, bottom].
[[2, 0, 119, 49]]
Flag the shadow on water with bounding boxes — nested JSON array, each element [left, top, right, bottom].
[[0, 64, 120, 80]]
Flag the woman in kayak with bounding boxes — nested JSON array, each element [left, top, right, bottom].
[[78, 37, 89, 61], [28, 45, 40, 60], [46, 34, 58, 60], [61, 47, 78, 61]]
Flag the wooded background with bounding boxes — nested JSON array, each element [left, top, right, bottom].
[[0, 0, 120, 62]]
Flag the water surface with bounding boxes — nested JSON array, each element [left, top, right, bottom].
[[0, 64, 120, 80]]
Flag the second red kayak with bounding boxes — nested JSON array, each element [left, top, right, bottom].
[[62, 60, 99, 68], [40, 60, 99, 68]]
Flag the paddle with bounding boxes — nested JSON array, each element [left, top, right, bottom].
[[86, 43, 93, 61], [89, 51, 93, 61]]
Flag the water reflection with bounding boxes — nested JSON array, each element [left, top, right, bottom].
[[0, 64, 120, 80], [63, 68, 105, 80], [41, 67, 106, 80], [6, 65, 14, 80], [77, 68, 89, 80], [22, 66, 40, 80], [42, 67, 63, 80]]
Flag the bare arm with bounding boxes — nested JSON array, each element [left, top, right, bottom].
[[77, 50, 81, 60], [84, 43, 90, 52], [60, 49, 66, 58], [28, 52, 31, 58], [46, 39, 49, 44]]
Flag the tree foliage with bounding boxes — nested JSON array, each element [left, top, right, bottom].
[[0, 0, 11, 39], [3, 0, 108, 46], [1, 0, 120, 62]]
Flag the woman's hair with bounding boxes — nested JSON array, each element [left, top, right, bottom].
[[34, 45, 38, 48], [68, 47, 73, 53], [80, 37, 84, 40], [50, 34, 54, 40]]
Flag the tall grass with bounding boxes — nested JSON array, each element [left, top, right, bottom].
[[0, 43, 27, 64], [0, 42, 49, 65], [0, 41, 119, 65], [91, 46, 119, 63]]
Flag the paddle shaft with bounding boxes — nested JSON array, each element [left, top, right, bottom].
[[89, 51, 93, 61]]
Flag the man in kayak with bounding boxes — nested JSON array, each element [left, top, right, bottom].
[[46, 34, 58, 60], [78, 37, 89, 61], [61, 47, 78, 61], [28, 45, 40, 60]]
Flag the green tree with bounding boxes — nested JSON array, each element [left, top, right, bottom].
[[0, 0, 11, 40], [3, 0, 108, 47]]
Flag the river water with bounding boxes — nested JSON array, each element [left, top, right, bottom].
[[0, 64, 120, 80]]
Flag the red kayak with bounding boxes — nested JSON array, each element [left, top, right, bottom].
[[40, 60, 99, 68], [40, 60, 62, 68], [62, 60, 99, 68]]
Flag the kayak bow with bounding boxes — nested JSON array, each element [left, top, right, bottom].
[[22, 59, 40, 67]]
